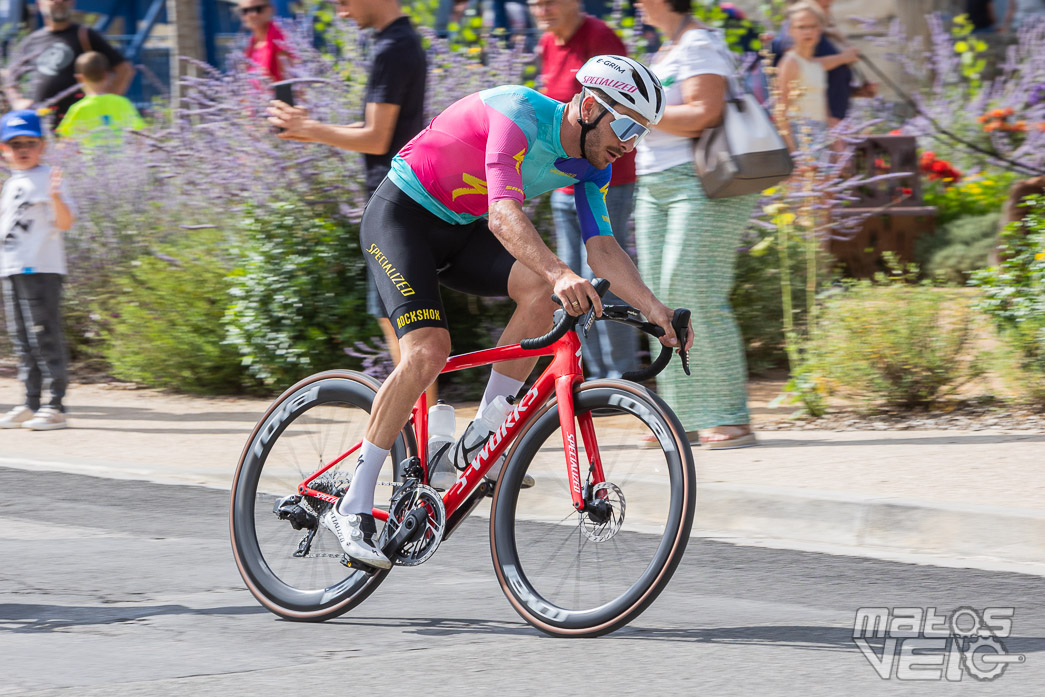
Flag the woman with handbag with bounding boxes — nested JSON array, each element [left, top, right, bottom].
[[634, 0, 758, 449]]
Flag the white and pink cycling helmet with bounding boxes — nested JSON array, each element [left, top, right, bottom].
[[575, 55, 666, 126]]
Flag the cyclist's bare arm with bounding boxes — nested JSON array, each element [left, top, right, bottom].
[[586, 235, 694, 352], [489, 199, 602, 317]]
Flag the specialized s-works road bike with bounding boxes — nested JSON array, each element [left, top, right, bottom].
[[230, 280, 696, 637]]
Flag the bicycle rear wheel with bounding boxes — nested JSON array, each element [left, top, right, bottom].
[[491, 380, 695, 637], [230, 371, 415, 621]]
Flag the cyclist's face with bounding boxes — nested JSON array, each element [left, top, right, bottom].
[[581, 94, 648, 169]]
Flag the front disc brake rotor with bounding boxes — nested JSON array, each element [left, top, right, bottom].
[[580, 482, 625, 542]]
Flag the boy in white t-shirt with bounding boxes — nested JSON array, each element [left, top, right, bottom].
[[0, 109, 76, 431]]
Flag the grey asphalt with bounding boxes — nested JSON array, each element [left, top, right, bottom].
[[2, 376, 1044, 574], [2, 467, 1044, 696]]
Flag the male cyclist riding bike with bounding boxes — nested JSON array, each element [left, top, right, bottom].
[[270, 55, 694, 570]]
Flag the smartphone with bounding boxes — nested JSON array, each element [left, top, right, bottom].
[[272, 81, 295, 134], [273, 81, 295, 108]]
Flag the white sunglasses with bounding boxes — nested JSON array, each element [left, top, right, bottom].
[[586, 89, 651, 144]]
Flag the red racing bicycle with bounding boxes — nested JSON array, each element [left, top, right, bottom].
[[230, 280, 696, 637]]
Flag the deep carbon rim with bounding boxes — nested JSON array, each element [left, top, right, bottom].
[[491, 381, 695, 636]]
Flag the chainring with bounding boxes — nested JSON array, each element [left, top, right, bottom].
[[383, 483, 446, 566], [580, 482, 625, 542]]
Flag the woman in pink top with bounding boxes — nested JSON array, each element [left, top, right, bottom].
[[241, 0, 290, 82]]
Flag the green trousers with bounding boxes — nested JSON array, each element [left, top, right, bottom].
[[635, 164, 757, 431]]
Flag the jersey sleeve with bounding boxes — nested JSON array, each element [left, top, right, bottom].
[[573, 164, 613, 240], [483, 94, 535, 205]]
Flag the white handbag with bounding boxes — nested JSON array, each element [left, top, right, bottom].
[[693, 56, 794, 198]]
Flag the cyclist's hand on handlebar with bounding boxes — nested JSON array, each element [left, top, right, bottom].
[[553, 272, 603, 318], [648, 303, 694, 352]]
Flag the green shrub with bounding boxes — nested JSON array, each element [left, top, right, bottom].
[[224, 200, 377, 387], [808, 274, 984, 410], [732, 228, 811, 373], [103, 231, 249, 394], [916, 212, 1000, 283], [971, 198, 1045, 400]]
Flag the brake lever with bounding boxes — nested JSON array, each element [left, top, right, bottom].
[[673, 308, 691, 376], [580, 305, 597, 339]]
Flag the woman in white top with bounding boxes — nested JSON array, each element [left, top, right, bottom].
[[633, 0, 758, 449], [777, 2, 830, 152]]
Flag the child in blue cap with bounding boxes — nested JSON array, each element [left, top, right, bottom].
[[0, 109, 77, 430]]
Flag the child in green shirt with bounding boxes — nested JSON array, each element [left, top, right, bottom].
[[56, 51, 145, 145]]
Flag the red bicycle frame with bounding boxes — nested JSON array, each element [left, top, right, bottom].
[[295, 329, 606, 523]]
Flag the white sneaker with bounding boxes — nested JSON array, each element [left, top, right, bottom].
[[486, 454, 535, 489], [320, 509, 391, 569], [0, 405, 34, 429], [450, 419, 534, 488], [21, 406, 67, 431]]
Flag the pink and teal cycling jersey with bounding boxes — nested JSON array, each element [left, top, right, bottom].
[[387, 85, 613, 240]]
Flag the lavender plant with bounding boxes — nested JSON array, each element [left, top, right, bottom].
[[877, 14, 1045, 177], [0, 13, 540, 391]]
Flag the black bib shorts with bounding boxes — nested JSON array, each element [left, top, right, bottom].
[[360, 178, 518, 338]]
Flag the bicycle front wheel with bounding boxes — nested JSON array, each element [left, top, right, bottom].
[[491, 380, 695, 637], [230, 371, 415, 621]]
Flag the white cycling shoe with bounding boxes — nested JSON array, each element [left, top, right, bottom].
[[321, 509, 392, 569]]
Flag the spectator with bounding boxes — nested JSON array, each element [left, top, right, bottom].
[[55, 52, 145, 146], [241, 0, 291, 82], [771, 0, 860, 128], [633, 0, 758, 449], [0, 109, 76, 431], [532, 0, 639, 379], [3, 0, 134, 129], [1002, 0, 1045, 32], [967, 0, 999, 33], [267, 0, 434, 403], [778, 2, 829, 151]]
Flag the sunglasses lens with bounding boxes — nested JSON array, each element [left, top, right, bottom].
[[610, 118, 649, 143]]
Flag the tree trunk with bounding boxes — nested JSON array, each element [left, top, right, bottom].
[[167, 0, 204, 108]]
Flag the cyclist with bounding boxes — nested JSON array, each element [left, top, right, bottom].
[[270, 55, 694, 569]]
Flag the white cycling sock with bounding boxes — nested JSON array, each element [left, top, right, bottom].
[[337, 439, 390, 516], [477, 370, 524, 420]]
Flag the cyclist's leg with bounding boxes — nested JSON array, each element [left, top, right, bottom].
[[438, 223, 551, 484], [330, 179, 454, 564], [438, 219, 554, 386], [493, 261, 559, 379]]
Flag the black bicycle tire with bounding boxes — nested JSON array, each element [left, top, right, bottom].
[[490, 380, 696, 637], [230, 370, 415, 621]]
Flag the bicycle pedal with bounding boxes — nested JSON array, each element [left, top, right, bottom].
[[339, 555, 380, 575]]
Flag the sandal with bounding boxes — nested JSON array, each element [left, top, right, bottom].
[[698, 426, 757, 450], [639, 430, 699, 449]]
